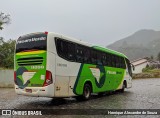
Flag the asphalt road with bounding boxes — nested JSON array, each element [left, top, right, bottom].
[[0, 78, 160, 118]]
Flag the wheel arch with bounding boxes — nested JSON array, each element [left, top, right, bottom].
[[83, 80, 93, 93]]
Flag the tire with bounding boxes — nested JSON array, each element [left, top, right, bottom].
[[82, 83, 92, 100], [76, 83, 92, 101]]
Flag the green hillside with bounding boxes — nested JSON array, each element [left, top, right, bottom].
[[107, 29, 160, 60]]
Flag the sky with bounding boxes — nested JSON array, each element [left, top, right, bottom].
[[0, 0, 160, 46]]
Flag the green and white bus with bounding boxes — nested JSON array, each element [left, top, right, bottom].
[[14, 32, 133, 100]]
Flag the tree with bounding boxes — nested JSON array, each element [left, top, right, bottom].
[[146, 64, 149, 68], [0, 38, 16, 68], [157, 52, 160, 62], [0, 12, 13, 68], [0, 12, 11, 30], [150, 55, 154, 60]]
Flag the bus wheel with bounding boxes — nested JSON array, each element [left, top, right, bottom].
[[75, 83, 92, 101], [82, 83, 92, 100]]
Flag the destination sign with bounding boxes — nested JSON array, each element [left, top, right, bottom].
[[17, 37, 46, 44]]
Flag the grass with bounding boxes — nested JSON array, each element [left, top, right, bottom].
[[133, 69, 160, 79], [148, 69, 160, 73]]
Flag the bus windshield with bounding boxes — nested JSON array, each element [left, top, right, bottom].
[[16, 33, 47, 53]]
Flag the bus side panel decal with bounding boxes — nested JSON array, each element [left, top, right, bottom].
[[73, 64, 84, 95], [73, 64, 107, 95], [73, 64, 126, 95]]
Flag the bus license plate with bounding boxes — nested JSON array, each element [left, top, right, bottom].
[[26, 89, 32, 93]]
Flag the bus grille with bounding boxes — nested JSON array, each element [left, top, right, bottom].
[[17, 57, 43, 66]]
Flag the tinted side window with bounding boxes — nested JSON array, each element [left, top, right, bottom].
[[56, 38, 127, 68], [91, 50, 97, 64], [83, 47, 91, 64], [106, 53, 111, 67], [97, 51, 103, 65], [55, 38, 75, 61], [121, 57, 126, 69], [111, 55, 115, 67], [56, 38, 67, 58], [126, 58, 132, 76], [115, 56, 118, 68], [76, 45, 84, 62], [67, 42, 75, 61], [116, 56, 122, 68], [102, 53, 107, 65]]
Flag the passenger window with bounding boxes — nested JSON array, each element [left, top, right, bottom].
[[97, 52, 103, 65], [115, 56, 120, 68], [111, 55, 115, 67], [102, 53, 107, 65], [120, 57, 125, 69], [56, 38, 75, 61], [91, 50, 97, 64], [106, 53, 111, 67], [76, 45, 84, 62], [83, 48, 91, 64], [67, 42, 75, 61]]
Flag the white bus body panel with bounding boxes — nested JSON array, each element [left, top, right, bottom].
[[47, 33, 81, 97], [54, 56, 81, 97], [124, 70, 132, 88]]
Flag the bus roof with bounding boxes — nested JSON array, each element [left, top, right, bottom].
[[93, 46, 127, 58]]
